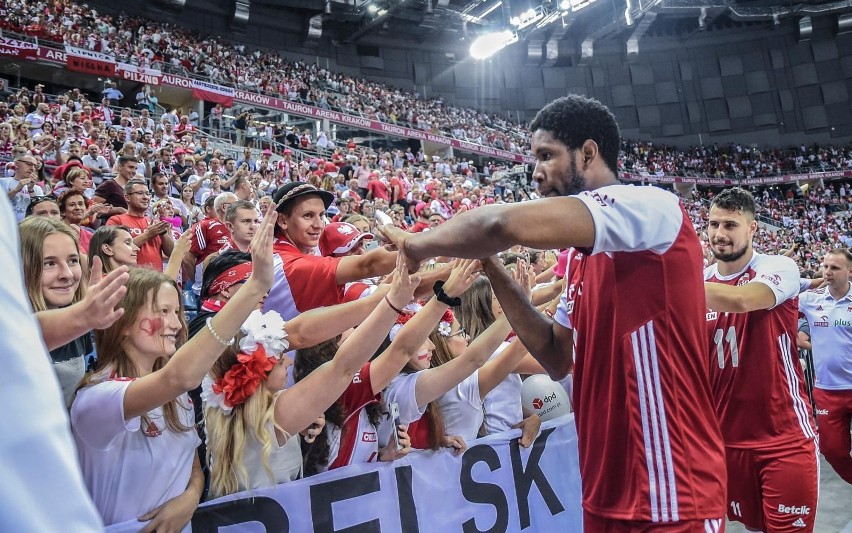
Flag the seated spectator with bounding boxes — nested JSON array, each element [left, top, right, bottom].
[[25, 195, 61, 220], [88, 225, 139, 273], [106, 179, 174, 271], [57, 190, 96, 252]]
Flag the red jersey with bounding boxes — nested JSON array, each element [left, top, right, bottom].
[[327, 363, 381, 469], [554, 185, 725, 522], [189, 217, 231, 264], [704, 253, 816, 448], [106, 214, 162, 271], [262, 236, 342, 321]]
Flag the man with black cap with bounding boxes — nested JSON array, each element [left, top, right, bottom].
[[263, 182, 397, 320]]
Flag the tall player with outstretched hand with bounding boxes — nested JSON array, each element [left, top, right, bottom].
[[381, 95, 726, 531], [704, 187, 818, 532]]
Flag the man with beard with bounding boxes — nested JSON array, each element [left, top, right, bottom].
[[381, 95, 726, 531], [703, 187, 818, 532]]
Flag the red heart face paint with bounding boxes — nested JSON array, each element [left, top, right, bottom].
[[140, 317, 163, 337]]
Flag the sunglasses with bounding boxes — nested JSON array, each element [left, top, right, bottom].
[[448, 327, 469, 341]]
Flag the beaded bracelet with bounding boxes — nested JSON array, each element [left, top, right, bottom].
[[205, 317, 234, 347]]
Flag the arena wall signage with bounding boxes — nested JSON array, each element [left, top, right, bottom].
[[106, 417, 583, 532], [619, 170, 852, 186], [64, 46, 116, 77], [0, 36, 39, 59]]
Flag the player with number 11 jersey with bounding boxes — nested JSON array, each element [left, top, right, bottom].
[[704, 187, 817, 533]]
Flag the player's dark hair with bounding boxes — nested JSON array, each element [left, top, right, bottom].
[[200, 251, 251, 299], [529, 95, 621, 175], [711, 187, 756, 218]]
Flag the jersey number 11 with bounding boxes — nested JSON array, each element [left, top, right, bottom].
[[714, 326, 739, 369]]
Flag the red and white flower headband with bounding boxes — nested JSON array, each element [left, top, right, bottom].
[[201, 310, 289, 414]]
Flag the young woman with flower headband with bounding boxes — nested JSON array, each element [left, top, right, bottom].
[[70, 205, 278, 530], [204, 254, 420, 497], [294, 259, 483, 473], [428, 260, 544, 443]]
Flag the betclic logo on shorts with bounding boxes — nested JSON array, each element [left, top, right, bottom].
[[777, 504, 810, 515]]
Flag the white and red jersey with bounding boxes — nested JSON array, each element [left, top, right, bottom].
[[263, 236, 343, 321], [798, 282, 852, 390], [189, 217, 232, 264], [704, 253, 816, 448], [327, 363, 381, 469], [554, 184, 725, 523]]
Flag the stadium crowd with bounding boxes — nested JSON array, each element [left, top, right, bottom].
[[0, 0, 531, 154]]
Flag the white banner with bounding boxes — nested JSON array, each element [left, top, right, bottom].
[[63, 45, 116, 63], [107, 416, 582, 532]]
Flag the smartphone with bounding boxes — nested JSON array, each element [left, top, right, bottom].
[[389, 401, 403, 451]]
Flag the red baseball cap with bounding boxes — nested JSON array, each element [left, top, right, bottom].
[[319, 222, 374, 257]]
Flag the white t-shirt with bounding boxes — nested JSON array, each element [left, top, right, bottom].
[[71, 379, 200, 526], [0, 195, 103, 532], [0, 178, 44, 222], [438, 371, 484, 442], [482, 342, 523, 434], [187, 174, 211, 204], [239, 419, 302, 490], [377, 372, 425, 446]]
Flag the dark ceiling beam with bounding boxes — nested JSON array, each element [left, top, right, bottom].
[[343, 0, 415, 42]]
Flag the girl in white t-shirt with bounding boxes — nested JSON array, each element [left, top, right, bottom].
[[430, 264, 546, 443], [203, 255, 418, 498], [70, 206, 279, 529]]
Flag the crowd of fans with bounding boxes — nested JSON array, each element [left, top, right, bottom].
[[621, 140, 852, 179], [0, 0, 531, 154]]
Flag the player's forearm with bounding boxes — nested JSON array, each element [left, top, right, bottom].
[[704, 282, 776, 313], [406, 207, 505, 262], [484, 259, 570, 378]]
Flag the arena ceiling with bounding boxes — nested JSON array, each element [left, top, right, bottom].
[[249, 0, 852, 47]]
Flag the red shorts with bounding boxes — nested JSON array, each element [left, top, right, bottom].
[[583, 511, 724, 532], [725, 440, 819, 532]]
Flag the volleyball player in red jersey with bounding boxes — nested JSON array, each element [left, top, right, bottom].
[[382, 95, 726, 532], [704, 187, 818, 532]]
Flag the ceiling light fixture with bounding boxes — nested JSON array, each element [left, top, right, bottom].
[[469, 29, 517, 59]]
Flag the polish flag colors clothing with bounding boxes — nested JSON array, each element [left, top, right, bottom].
[[263, 236, 343, 321], [704, 253, 816, 448], [553, 184, 726, 523], [106, 214, 162, 271], [71, 378, 199, 526], [327, 363, 381, 469], [798, 282, 852, 391], [189, 217, 232, 264]]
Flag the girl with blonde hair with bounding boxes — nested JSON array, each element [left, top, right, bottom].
[[204, 254, 419, 497], [19, 217, 90, 406], [70, 206, 278, 529]]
